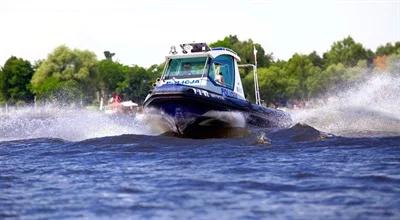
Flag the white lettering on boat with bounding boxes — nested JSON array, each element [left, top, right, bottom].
[[192, 88, 210, 97], [166, 79, 201, 85]]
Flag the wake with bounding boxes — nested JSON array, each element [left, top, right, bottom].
[[0, 106, 249, 141], [289, 74, 400, 137], [0, 106, 156, 142]]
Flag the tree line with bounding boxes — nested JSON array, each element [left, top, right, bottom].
[[0, 36, 399, 106], [0, 46, 163, 106], [210, 35, 399, 106]]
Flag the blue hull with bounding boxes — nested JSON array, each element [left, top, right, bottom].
[[143, 84, 292, 132]]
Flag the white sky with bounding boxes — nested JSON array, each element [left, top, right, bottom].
[[1, 0, 399, 67]]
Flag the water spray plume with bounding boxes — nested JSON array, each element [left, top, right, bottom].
[[0, 105, 249, 141], [0, 105, 158, 141], [290, 74, 400, 137]]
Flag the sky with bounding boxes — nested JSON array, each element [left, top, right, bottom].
[[1, 0, 399, 67]]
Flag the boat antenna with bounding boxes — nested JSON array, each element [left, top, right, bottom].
[[170, 46, 177, 55], [253, 46, 261, 105]]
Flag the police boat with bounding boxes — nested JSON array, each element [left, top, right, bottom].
[[143, 43, 292, 134]]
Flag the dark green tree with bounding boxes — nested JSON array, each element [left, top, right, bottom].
[[323, 36, 371, 67], [285, 53, 321, 100], [147, 63, 164, 81], [31, 45, 98, 103], [0, 56, 34, 104], [257, 65, 298, 105], [95, 60, 127, 100], [375, 42, 400, 56], [117, 65, 152, 103], [307, 51, 324, 68]]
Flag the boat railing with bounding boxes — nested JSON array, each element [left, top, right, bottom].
[[211, 47, 238, 56], [238, 64, 261, 106], [237, 45, 261, 105]]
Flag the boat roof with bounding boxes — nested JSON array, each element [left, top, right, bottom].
[[166, 44, 241, 62]]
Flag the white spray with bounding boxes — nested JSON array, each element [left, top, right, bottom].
[[290, 74, 400, 137], [0, 105, 165, 142]]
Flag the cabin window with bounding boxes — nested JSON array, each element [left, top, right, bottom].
[[209, 55, 235, 89], [164, 57, 207, 79]]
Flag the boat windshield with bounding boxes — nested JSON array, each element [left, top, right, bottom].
[[164, 57, 208, 79]]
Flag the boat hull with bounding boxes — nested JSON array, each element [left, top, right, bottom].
[[143, 84, 291, 133]]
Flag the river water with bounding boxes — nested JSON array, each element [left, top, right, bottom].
[[1, 75, 400, 219]]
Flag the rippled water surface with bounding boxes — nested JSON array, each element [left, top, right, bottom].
[[1, 75, 400, 219], [1, 132, 400, 219]]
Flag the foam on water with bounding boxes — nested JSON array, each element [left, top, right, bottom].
[[289, 74, 400, 137], [202, 110, 246, 127], [0, 105, 164, 142], [0, 104, 251, 141]]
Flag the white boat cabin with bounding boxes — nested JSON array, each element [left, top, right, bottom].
[[158, 43, 246, 100]]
